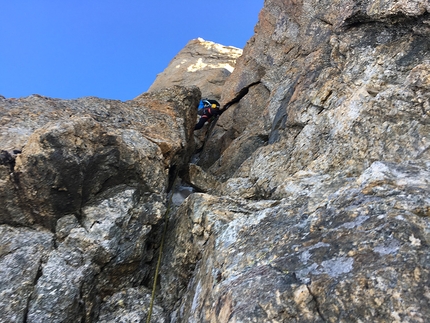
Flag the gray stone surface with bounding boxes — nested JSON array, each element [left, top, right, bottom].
[[1, 1, 430, 321], [0, 226, 54, 323], [161, 0, 430, 322], [97, 287, 167, 323], [206, 0, 430, 190], [165, 161, 430, 322], [0, 86, 200, 322]]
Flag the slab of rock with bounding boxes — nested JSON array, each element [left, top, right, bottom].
[[184, 163, 220, 193], [163, 161, 430, 322], [157, 1, 430, 322], [0, 226, 54, 323], [1, 86, 199, 230], [96, 287, 167, 323], [2, 0, 430, 322]]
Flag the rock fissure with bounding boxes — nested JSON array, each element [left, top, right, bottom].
[[0, 150, 20, 173], [23, 259, 44, 323], [343, 11, 430, 30], [306, 283, 327, 323], [316, 16, 334, 27], [223, 81, 262, 108]]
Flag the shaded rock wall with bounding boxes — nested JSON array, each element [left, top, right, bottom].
[[0, 86, 199, 322]]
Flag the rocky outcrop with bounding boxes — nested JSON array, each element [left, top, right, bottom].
[[200, 0, 430, 183], [147, 38, 242, 102], [0, 86, 199, 322], [1, 0, 430, 322], [160, 0, 430, 322]]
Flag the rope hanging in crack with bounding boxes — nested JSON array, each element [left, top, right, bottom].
[[146, 189, 175, 323]]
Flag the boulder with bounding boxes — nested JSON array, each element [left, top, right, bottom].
[[1, 86, 199, 230]]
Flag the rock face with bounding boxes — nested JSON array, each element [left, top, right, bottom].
[[0, 86, 199, 322], [166, 162, 430, 322], [147, 38, 243, 102], [162, 0, 430, 322], [2, 0, 430, 322], [200, 0, 430, 180]]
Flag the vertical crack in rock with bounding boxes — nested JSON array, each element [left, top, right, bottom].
[[223, 81, 261, 109], [78, 284, 86, 323], [306, 283, 327, 323], [0, 150, 20, 173], [23, 259, 43, 323], [3, 1, 430, 319], [1, 150, 23, 191]]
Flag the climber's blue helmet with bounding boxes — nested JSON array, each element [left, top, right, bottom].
[[202, 99, 211, 108]]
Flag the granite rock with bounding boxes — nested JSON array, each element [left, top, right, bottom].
[[0, 86, 200, 322], [147, 38, 242, 102], [1, 0, 430, 321]]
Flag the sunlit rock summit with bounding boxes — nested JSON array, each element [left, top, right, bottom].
[[1, 0, 430, 322], [146, 38, 242, 101]]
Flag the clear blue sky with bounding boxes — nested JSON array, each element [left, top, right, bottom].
[[0, 1, 263, 101]]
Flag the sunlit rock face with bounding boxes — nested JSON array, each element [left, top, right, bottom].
[[146, 38, 243, 102], [166, 162, 430, 322], [160, 0, 430, 322], [200, 0, 430, 184]]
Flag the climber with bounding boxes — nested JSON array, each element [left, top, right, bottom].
[[194, 99, 222, 130]]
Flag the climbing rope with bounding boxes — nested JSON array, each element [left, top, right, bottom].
[[146, 101, 231, 320], [146, 191, 174, 323]]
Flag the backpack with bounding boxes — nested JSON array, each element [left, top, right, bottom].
[[198, 98, 220, 111]]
